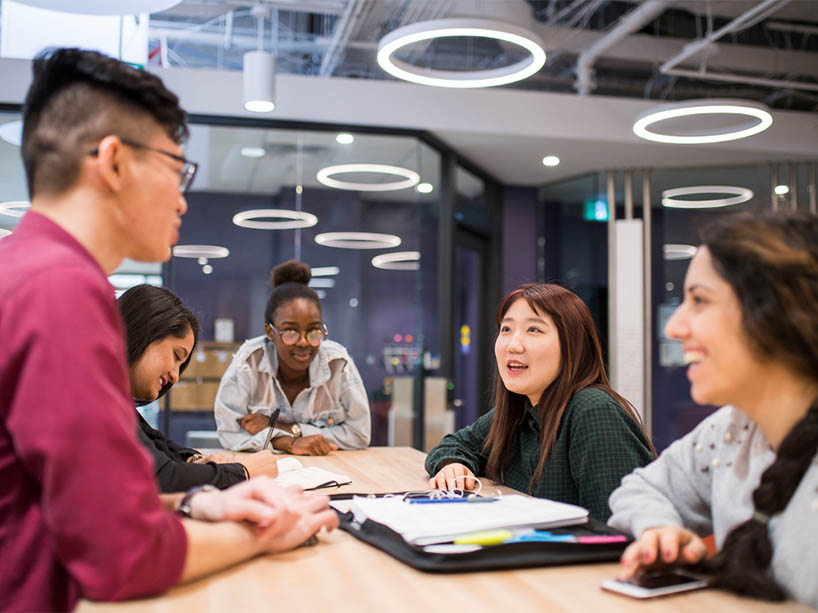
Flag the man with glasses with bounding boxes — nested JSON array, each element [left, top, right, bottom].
[[0, 49, 337, 612]]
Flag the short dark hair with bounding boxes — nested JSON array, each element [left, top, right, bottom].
[[117, 284, 199, 398], [264, 259, 322, 325], [22, 47, 188, 198]]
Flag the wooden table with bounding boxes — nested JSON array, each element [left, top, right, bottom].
[[78, 447, 809, 612]]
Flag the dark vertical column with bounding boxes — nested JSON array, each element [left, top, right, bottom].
[[162, 254, 175, 435]]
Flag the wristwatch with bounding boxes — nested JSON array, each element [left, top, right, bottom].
[[290, 423, 302, 438], [176, 484, 217, 518]]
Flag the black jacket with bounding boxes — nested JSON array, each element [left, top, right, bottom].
[[135, 411, 246, 492]]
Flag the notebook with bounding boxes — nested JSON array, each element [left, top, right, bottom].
[[350, 494, 588, 546], [273, 457, 352, 491]]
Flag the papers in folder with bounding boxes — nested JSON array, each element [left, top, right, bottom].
[[273, 457, 351, 491], [350, 495, 589, 546]]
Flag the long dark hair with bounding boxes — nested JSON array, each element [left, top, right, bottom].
[[263, 259, 322, 325], [483, 283, 653, 487], [117, 284, 199, 399], [699, 211, 818, 599]]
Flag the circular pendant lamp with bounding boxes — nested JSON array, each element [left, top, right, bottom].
[[233, 209, 318, 230], [0, 201, 31, 217], [372, 251, 421, 271], [377, 18, 545, 88], [662, 186, 753, 209], [172, 245, 230, 259], [315, 232, 401, 250], [316, 164, 420, 192], [633, 99, 772, 144]]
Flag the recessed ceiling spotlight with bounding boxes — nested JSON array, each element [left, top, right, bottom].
[[0, 120, 23, 147], [372, 251, 421, 271], [316, 164, 420, 192], [233, 209, 318, 230], [315, 232, 402, 250], [633, 99, 773, 144], [173, 245, 230, 259], [416, 182, 434, 194], [336, 133, 354, 144], [377, 18, 546, 88], [542, 155, 560, 167], [240, 146, 266, 158], [202, 264, 214, 274], [311, 266, 340, 276], [661, 186, 753, 209], [309, 278, 336, 288], [0, 201, 31, 217], [774, 185, 790, 195], [664, 244, 698, 260]]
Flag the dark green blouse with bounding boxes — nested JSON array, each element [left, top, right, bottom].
[[424, 387, 654, 522]]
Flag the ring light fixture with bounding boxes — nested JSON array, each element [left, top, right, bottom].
[[316, 164, 420, 192], [372, 251, 421, 271], [662, 186, 753, 209], [377, 18, 546, 88], [0, 120, 23, 147], [315, 232, 402, 250], [0, 228, 11, 238], [633, 100, 773, 144], [172, 245, 230, 259], [0, 201, 30, 217], [311, 266, 340, 276], [240, 146, 266, 158], [664, 244, 698, 261], [233, 209, 318, 230]]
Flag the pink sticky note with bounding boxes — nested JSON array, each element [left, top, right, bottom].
[[576, 535, 628, 544]]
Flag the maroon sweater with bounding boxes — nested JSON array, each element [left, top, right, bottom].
[[0, 212, 187, 611]]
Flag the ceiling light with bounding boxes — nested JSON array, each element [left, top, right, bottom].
[[542, 155, 560, 167], [0, 229, 11, 239], [233, 209, 318, 230], [372, 251, 421, 271], [311, 266, 340, 276], [241, 146, 266, 158], [315, 289, 327, 299], [309, 278, 336, 288], [0, 201, 30, 217], [774, 185, 790, 195], [315, 232, 402, 250], [377, 18, 546, 88], [17, 1, 182, 14], [664, 244, 698, 260], [172, 245, 230, 259], [661, 186, 753, 209], [316, 164, 420, 192], [0, 120, 22, 147], [202, 264, 213, 274], [416, 183, 434, 194], [336, 133, 354, 144], [243, 50, 275, 113], [197, 257, 208, 265], [633, 100, 773, 144]]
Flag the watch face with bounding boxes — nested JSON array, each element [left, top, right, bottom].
[[291, 423, 302, 437]]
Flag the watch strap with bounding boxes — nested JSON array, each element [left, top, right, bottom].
[[176, 484, 217, 518]]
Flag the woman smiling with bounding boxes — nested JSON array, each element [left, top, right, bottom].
[[425, 283, 655, 522]]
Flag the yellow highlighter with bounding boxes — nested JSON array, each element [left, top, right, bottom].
[[453, 530, 514, 546]]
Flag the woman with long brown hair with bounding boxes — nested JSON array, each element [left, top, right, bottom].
[[609, 212, 818, 607], [426, 283, 655, 522]]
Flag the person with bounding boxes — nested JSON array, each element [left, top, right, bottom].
[[425, 283, 655, 522], [0, 48, 336, 612], [215, 259, 370, 455], [119, 284, 280, 491], [608, 212, 818, 607]]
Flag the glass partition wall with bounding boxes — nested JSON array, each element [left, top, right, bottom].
[[539, 162, 818, 453]]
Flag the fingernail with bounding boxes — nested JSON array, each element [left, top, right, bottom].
[[642, 551, 651, 562], [664, 550, 674, 561]]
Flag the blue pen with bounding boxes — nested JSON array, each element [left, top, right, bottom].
[[408, 497, 498, 504], [505, 531, 576, 544]]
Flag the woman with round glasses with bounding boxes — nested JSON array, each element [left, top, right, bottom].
[[215, 260, 371, 455]]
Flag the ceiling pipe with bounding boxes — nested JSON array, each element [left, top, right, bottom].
[[575, 0, 669, 95]]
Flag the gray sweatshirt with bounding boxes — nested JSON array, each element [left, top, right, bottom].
[[608, 406, 818, 608]]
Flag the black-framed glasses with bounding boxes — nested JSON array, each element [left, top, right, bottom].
[[269, 323, 328, 347], [89, 137, 198, 193]]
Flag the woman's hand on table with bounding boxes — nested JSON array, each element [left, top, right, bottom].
[[289, 434, 338, 456], [429, 462, 477, 491], [617, 526, 708, 580], [240, 450, 279, 478], [195, 453, 232, 464], [240, 413, 270, 435]]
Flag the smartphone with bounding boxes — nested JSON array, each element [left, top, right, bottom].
[[601, 570, 709, 599]]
